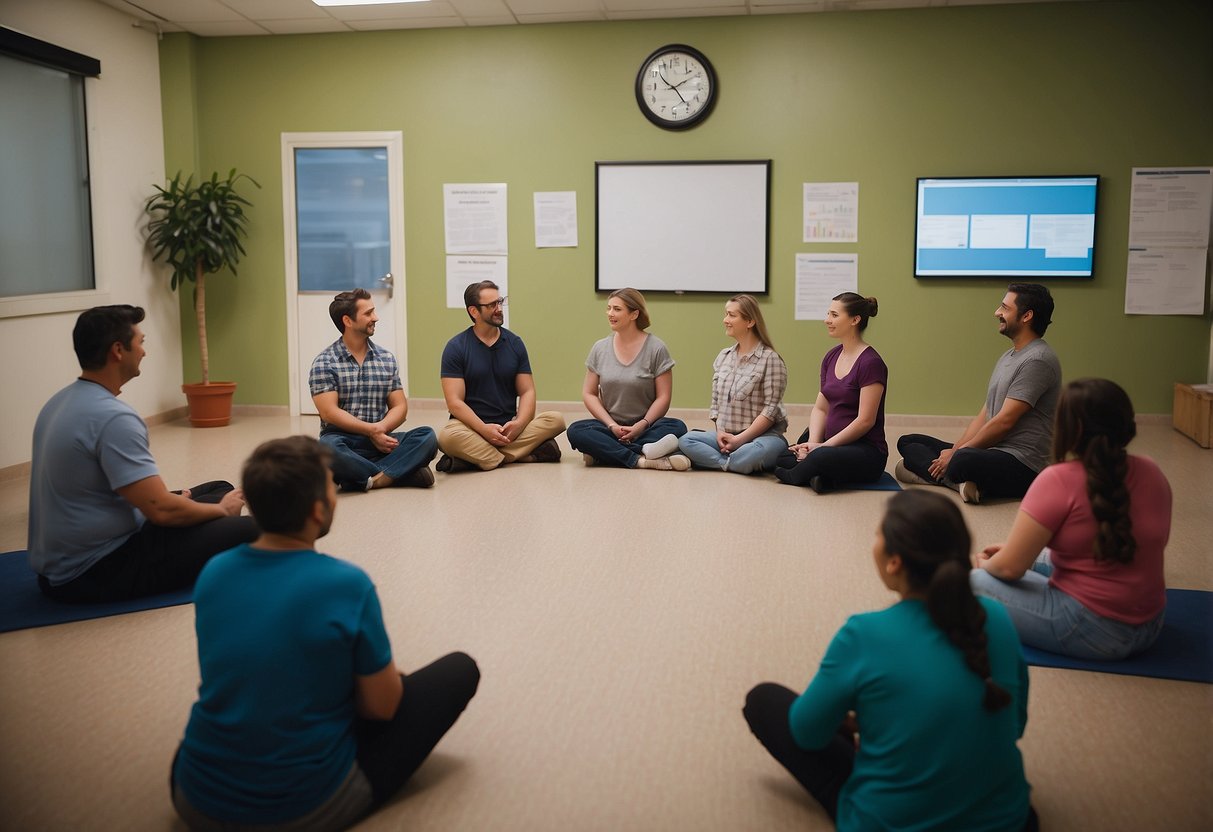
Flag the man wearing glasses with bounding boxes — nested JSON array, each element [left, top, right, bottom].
[[436, 280, 566, 471]]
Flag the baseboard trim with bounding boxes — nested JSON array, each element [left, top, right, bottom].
[[0, 460, 31, 482], [144, 406, 188, 427], [231, 404, 290, 416], [411, 398, 1171, 427]]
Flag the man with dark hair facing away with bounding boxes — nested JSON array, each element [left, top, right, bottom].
[[895, 283, 1061, 504], [310, 288, 438, 491], [29, 304, 257, 602], [172, 436, 480, 830]]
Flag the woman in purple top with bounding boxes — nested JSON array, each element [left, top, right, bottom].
[[775, 293, 888, 493]]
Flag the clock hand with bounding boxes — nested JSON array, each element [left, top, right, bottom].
[[658, 71, 689, 106]]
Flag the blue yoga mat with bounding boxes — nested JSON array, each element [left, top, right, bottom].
[[1020, 588, 1213, 684], [844, 472, 903, 492], [0, 550, 193, 633]]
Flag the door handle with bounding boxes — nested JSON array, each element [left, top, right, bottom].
[[378, 272, 394, 300]]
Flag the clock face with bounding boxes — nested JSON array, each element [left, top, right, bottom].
[[635, 45, 717, 130]]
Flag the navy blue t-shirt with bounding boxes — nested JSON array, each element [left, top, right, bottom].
[[440, 327, 533, 425]]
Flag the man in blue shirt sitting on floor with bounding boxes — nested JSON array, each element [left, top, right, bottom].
[[310, 288, 438, 491], [436, 280, 565, 471]]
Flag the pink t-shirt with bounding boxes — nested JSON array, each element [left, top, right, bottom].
[[1020, 456, 1170, 624]]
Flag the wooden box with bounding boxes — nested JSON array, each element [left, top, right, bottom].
[[1173, 383, 1213, 448]]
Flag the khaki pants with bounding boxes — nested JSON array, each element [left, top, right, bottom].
[[438, 412, 566, 470]]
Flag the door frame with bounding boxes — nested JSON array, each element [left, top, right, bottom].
[[281, 131, 407, 416]]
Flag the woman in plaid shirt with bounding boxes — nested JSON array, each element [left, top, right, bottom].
[[678, 295, 789, 474]]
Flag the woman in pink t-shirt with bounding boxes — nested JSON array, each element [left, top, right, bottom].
[[971, 378, 1170, 659]]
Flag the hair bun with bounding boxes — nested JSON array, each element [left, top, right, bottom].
[[866, 297, 878, 318]]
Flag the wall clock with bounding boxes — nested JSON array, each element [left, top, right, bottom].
[[635, 44, 717, 130]]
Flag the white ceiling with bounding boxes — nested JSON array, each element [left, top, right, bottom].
[[93, 0, 1094, 37]]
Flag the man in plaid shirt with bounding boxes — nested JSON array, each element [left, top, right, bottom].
[[309, 289, 438, 491]]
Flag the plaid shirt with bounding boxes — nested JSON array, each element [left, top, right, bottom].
[[710, 343, 788, 435], [309, 338, 401, 430]]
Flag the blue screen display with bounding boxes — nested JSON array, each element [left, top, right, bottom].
[[915, 176, 1098, 278]]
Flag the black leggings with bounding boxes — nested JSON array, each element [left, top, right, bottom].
[[774, 440, 886, 490], [38, 481, 259, 603], [743, 683, 853, 819], [743, 682, 1040, 831], [356, 651, 481, 806], [896, 434, 1038, 499]]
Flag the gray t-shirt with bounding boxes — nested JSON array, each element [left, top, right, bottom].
[[585, 333, 675, 425], [29, 379, 159, 584], [985, 338, 1061, 472]]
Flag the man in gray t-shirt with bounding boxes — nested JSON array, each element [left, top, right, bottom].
[[29, 305, 257, 602], [895, 284, 1061, 503]]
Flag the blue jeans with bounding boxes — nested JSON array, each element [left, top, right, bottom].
[[970, 555, 1165, 660], [678, 430, 787, 475], [320, 427, 438, 490], [566, 417, 687, 468]]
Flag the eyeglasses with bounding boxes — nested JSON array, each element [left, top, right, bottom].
[[476, 296, 507, 310]]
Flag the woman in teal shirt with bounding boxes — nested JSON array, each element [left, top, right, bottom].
[[744, 490, 1036, 831]]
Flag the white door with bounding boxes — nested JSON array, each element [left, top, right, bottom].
[[282, 132, 407, 416]]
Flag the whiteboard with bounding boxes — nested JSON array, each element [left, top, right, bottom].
[[596, 161, 771, 294]]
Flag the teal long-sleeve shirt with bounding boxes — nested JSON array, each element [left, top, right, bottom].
[[790, 597, 1031, 832]]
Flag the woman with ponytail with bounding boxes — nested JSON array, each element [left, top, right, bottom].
[[971, 378, 1170, 659], [744, 490, 1035, 831], [775, 292, 887, 492]]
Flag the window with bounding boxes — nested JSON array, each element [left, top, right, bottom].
[[0, 27, 99, 305]]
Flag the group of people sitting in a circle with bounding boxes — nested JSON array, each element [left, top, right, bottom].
[[568, 283, 1171, 830], [27, 283, 1170, 830]]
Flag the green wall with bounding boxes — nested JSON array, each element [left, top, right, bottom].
[[159, 0, 1212, 414]]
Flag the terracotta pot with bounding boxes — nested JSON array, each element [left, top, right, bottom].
[[182, 382, 237, 428]]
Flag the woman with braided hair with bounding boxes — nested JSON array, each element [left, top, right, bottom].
[[744, 489, 1035, 831], [971, 377, 1170, 659]]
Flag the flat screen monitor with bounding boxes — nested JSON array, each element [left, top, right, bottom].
[[914, 175, 1099, 278]]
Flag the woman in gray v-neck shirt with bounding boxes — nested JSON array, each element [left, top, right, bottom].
[[567, 289, 689, 470]]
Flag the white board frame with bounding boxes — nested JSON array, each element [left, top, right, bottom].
[[595, 160, 771, 294]]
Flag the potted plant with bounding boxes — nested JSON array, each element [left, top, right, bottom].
[[144, 169, 260, 427]]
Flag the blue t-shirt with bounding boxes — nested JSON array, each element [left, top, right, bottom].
[[174, 545, 393, 824], [28, 379, 159, 584], [790, 598, 1031, 832], [440, 326, 533, 425]]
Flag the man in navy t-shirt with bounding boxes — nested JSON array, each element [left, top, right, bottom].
[[436, 280, 565, 471]]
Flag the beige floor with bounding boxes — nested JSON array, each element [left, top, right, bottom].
[[1, 407, 1211, 832]]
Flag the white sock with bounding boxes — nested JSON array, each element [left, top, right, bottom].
[[642, 434, 681, 460]]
